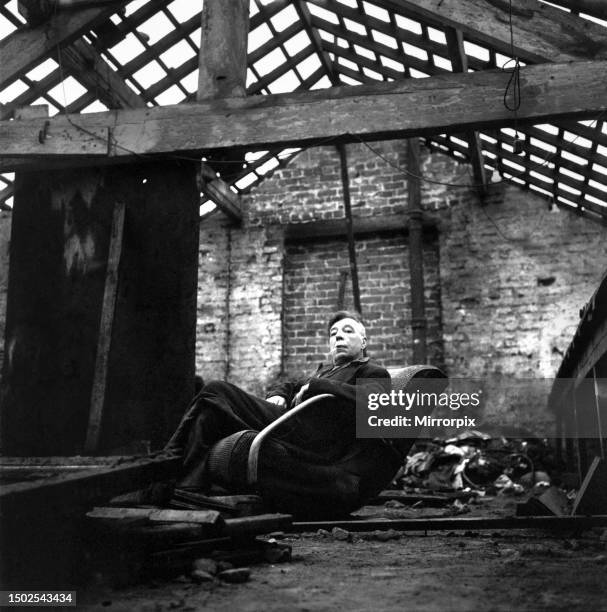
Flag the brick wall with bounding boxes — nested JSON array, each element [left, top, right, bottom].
[[283, 233, 443, 376], [199, 140, 607, 432], [0, 140, 605, 434], [420, 151, 607, 430]]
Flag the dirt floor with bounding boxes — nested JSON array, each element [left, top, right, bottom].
[[79, 497, 607, 612]]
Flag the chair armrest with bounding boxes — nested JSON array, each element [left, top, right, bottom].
[[247, 393, 335, 487]]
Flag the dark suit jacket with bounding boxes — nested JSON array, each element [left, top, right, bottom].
[[266, 357, 391, 406]]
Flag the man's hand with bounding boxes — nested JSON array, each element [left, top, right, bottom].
[[266, 395, 286, 408], [292, 383, 310, 407]]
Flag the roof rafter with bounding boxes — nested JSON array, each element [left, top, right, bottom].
[[292, 0, 340, 85], [444, 27, 487, 197], [0, 5, 117, 90], [388, 0, 607, 63]]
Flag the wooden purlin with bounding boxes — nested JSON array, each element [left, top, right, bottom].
[[248, 20, 303, 66], [579, 121, 605, 205], [98, 9, 200, 104], [328, 2, 364, 82], [333, 62, 381, 85], [356, 0, 387, 74], [432, 131, 607, 219], [483, 137, 606, 208], [309, 12, 455, 77], [244, 0, 303, 94], [248, 45, 315, 95], [477, 141, 607, 218], [0, 184, 14, 209], [322, 41, 405, 81], [306, 0, 487, 73]]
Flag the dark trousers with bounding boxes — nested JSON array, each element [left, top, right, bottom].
[[167, 380, 403, 519]]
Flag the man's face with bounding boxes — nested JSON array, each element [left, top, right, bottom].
[[329, 317, 367, 365]]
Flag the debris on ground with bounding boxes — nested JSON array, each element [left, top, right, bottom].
[[389, 430, 573, 517]]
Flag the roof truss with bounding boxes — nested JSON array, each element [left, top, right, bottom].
[[0, 0, 606, 222]]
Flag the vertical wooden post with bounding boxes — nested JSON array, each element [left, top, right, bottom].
[[198, 0, 249, 100], [0, 160, 199, 455], [337, 144, 362, 315], [197, 0, 249, 381], [406, 139, 427, 363], [84, 198, 125, 453]]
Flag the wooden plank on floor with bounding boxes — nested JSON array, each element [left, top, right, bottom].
[[0, 455, 180, 517], [292, 515, 607, 532], [87, 507, 224, 527]]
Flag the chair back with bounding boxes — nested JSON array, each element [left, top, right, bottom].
[[388, 365, 447, 392]]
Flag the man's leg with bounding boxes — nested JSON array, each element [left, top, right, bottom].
[[170, 380, 284, 490]]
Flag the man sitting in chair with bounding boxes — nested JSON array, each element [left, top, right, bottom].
[[168, 310, 443, 519]]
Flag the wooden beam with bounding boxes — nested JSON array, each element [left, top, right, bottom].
[[1, 61, 607, 170], [84, 198, 125, 454], [292, 515, 607, 532], [392, 0, 607, 63], [444, 27, 487, 197], [551, 0, 607, 19], [57, 0, 128, 8], [0, 455, 180, 516], [198, 0, 249, 99], [61, 37, 241, 220], [292, 0, 340, 85], [284, 213, 436, 242], [0, 6, 117, 90], [60, 40, 146, 110], [19, 0, 126, 22], [199, 168, 242, 223], [196, 0, 247, 222], [17, 0, 54, 25], [87, 507, 225, 526]]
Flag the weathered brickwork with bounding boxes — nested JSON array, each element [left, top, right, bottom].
[[195, 218, 231, 382], [283, 233, 443, 376], [246, 140, 408, 226], [419, 151, 607, 430], [0, 141, 605, 433], [194, 217, 284, 398]]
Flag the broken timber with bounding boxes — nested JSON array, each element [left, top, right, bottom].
[[1, 60, 607, 171]]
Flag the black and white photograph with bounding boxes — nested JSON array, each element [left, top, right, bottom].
[[1, 0, 607, 610]]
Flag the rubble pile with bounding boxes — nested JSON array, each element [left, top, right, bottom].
[[391, 430, 572, 516]]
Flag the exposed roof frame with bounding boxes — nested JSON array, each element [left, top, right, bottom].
[[444, 26, 487, 197], [2, 59, 606, 170], [379, 0, 607, 63]]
